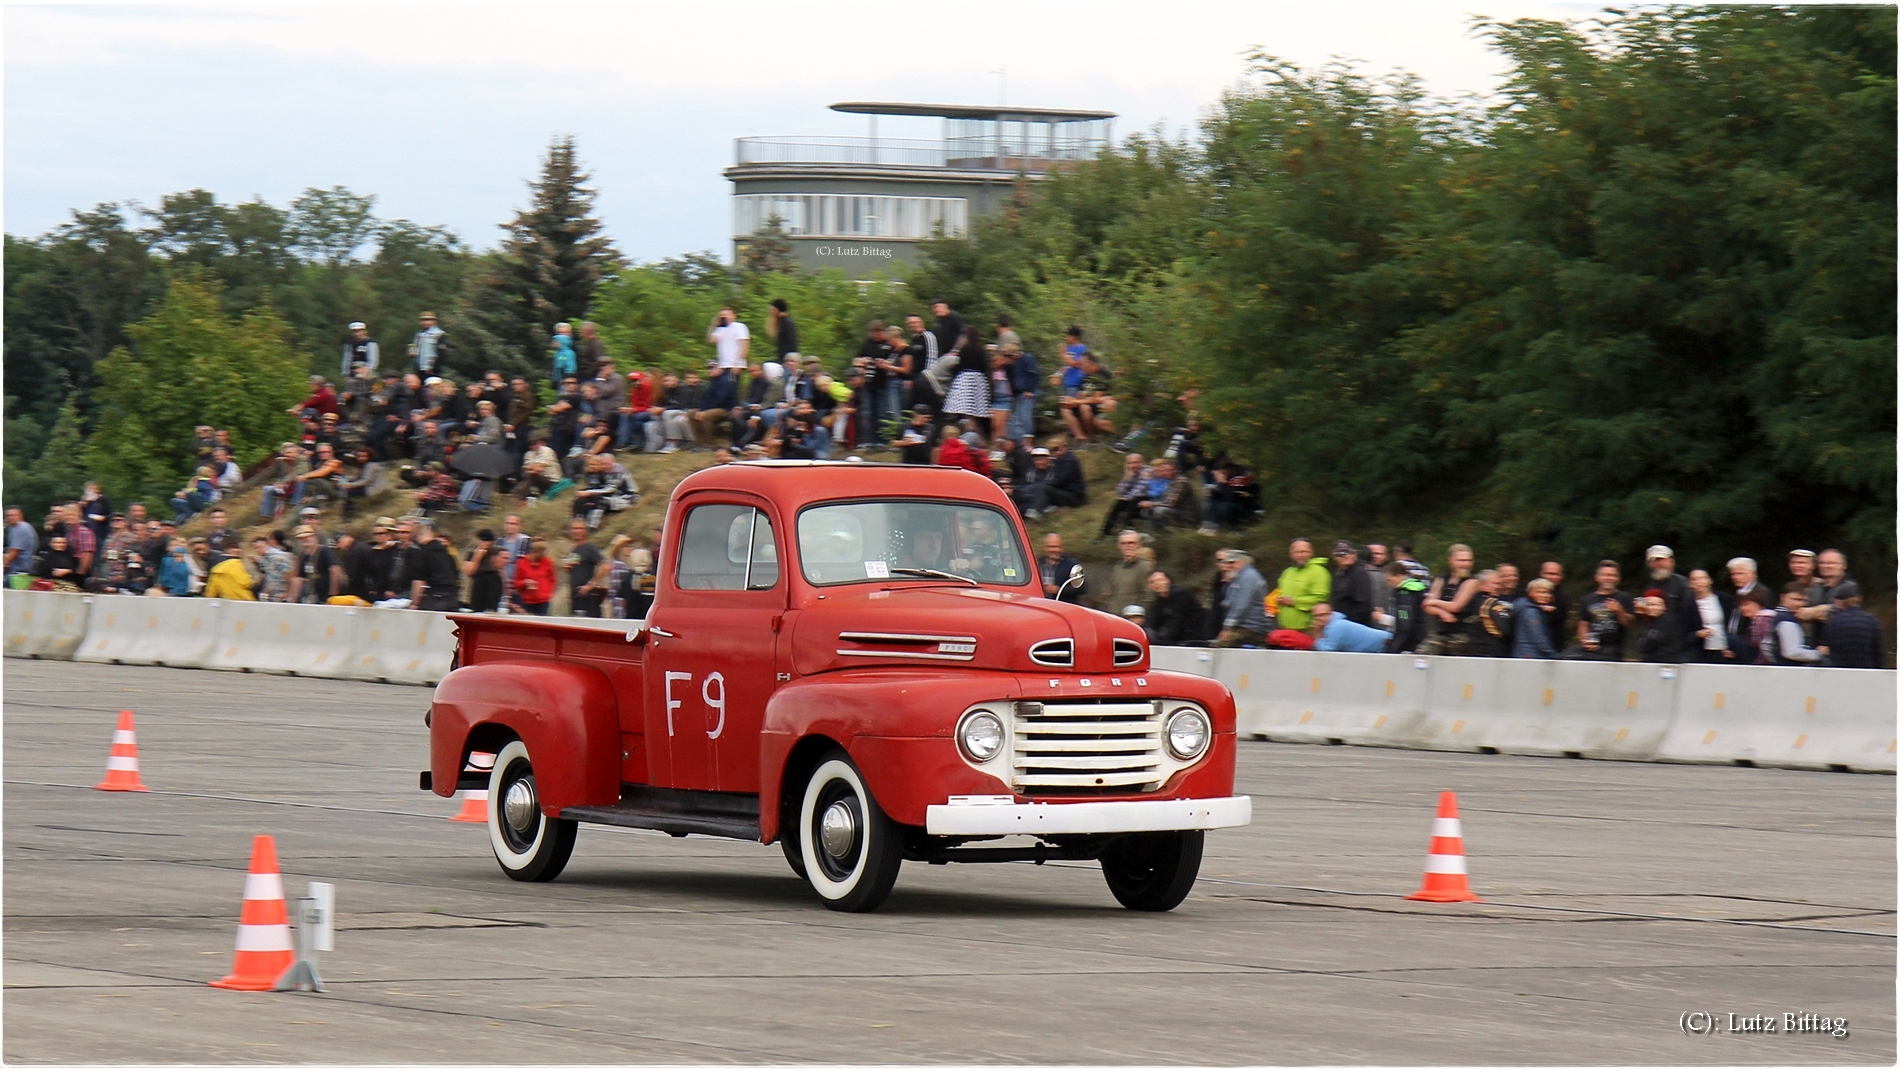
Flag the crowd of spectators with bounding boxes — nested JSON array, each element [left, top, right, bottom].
[[0, 306, 1885, 668], [1085, 537, 1884, 670]]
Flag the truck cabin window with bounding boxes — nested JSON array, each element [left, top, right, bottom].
[[797, 501, 1030, 587], [677, 504, 778, 591]]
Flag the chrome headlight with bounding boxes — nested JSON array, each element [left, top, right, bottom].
[[1164, 707, 1211, 761], [957, 709, 1006, 763]]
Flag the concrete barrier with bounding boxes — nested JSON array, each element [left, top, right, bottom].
[[1416, 656, 1676, 760], [4, 590, 91, 660], [74, 596, 222, 668], [1150, 645, 1215, 678], [346, 607, 455, 685], [1658, 663, 1898, 773], [207, 600, 357, 678], [1223, 650, 1432, 748]]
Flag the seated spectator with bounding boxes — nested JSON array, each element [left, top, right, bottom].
[[936, 425, 991, 477], [1097, 454, 1151, 538], [690, 364, 740, 446], [1201, 461, 1259, 534], [518, 434, 560, 499], [1309, 602, 1393, 653], [286, 375, 339, 421], [1821, 583, 1883, 669], [570, 453, 639, 528], [1136, 459, 1195, 532], [258, 445, 309, 519], [668, 370, 708, 450], [472, 400, 503, 445], [1058, 353, 1116, 442], [1016, 446, 1084, 520], [896, 407, 935, 465], [295, 443, 345, 510], [208, 447, 242, 493], [170, 466, 218, 524], [334, 446, 383, 519], [413, 463, 461, 514], [1144, 569, 1206, 646], [1511, 578, 1561, 658], [402, 423, 446, 486]]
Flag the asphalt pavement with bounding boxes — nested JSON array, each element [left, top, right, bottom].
[[5, 659, 1893, 1064]]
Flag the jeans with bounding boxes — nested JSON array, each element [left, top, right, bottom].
[[259, 482, 303, 519], [620, 411, 652, 449], [1010, 393, 1038, 441], [812, 425, 833, 460]]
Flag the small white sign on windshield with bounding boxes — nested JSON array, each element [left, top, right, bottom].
[[864, 560, 890, 579]]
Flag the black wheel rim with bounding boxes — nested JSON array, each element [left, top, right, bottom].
[[497, 759, 539, 854], [810, 778, 864, 882]]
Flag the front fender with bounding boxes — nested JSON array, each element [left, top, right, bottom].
[[429, 661, 620, 814], [759, 670, 1022, 840]]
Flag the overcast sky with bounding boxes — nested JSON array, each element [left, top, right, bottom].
[[6, 2, 1595, 262]]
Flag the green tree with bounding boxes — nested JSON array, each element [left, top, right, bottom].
[[80, 279, 303, 505], [2, 395, 88, 519], [737, 215, 798, 275]]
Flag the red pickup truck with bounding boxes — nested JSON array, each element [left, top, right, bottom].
[[424, 461, 1250, 912]]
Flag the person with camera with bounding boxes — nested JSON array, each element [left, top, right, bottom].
[[709, 306, 750, 370]]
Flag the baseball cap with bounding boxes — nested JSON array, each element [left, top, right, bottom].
[[348, 321, 366, 330], [424, 376, 443, 386], [1030, 447, 1051, 457], [1332, 540, 1355, 555], [912, 404, 932, 415], [1830, 581, 1862, 602], [1789, 548, 1817, 559], [292, 525, 315, 538], [1123, 604, 1147, 617], [418, 310, 437, 320], [1645, 545, 1674, 560]]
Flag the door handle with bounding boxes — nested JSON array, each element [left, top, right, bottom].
[[649, 626, 678, 639]]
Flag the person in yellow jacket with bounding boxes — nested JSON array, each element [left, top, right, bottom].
[[204, 555, 256, 601], [1274, 537, 1331, 631]]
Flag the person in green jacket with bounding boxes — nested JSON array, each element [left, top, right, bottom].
[[1275, 537, 1332, 631]]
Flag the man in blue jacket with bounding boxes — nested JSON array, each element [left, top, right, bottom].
[[1309, 602, 1393, 653]]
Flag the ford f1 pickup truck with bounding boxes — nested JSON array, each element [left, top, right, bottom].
[[424, 461, 1250, 912]]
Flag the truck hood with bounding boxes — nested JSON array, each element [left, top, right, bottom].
[[789, 585, 1149, 677]]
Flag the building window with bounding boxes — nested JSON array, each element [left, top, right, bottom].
[[734, 195, 967, 240]]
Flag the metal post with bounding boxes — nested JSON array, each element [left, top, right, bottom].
[[273, 881, 332, 993]]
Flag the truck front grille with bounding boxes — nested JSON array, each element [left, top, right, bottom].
[[1011, 700, 1162, 793]]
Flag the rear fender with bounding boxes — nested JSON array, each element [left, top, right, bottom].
[[758, 671, 1022, 841], [429, 661, 620, 813]]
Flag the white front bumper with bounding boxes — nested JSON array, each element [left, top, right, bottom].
[[925, 795, 1253, 836]]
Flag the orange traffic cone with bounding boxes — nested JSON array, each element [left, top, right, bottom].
[[95, 710, 150, 792], [209, 835, 294, 990], [1406, 791, 1482, 902], [449, 752, 494, 823]]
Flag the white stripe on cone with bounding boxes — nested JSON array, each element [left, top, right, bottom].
[[1432, 817, 1463, 839], [234, 924, 294, 952], [106, 756, 140, 772], [242, 872, 285, 901], [1425, 854, 1468, 875], [113, 730, 137, 745]]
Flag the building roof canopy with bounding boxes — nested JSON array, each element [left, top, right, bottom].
[[830, 101, 1116, 122]]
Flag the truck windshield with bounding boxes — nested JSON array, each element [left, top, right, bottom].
[[797, 501, 1032, 587]]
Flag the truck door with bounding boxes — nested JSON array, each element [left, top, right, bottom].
[[643, 497, 784, 792]]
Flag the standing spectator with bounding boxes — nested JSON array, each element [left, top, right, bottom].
[[1821, 583, 1884, 669], [1575, 561, 1635, 661], [463, 529, 507, 613], [1494, 563, 1521, 601], [365, 520, 402, 603], [1309, 603, 1393, 653], [256, 532, 296, 602], [1102, 530, 1155, 613], [576, 321, 605, 383], [1642, 546, 1691, 621], [203, 509, 241, 556], [149, 539, 192, 596], [1511, 578, 1561, 658], [1273, 538, 1331, 633], [341, 321, 380, 379], [986, 344, 1015, 445], [79, 482, 112, 543], [549, 322, 579, 385], [1328, 541, 1376, 626], [930, 300, 966, 359], [409, 311, 446, 375], [768, 299, 800, 365], [857, 322, 897, 447], [1633, 589, 1686, 664], [896, 407, 935, 465], [86, 513, 142, 594], [604, 535, 636, 618], [940, 327, 991, 429], [1785, 549, 1823, 627], [62, 504, 97, 578], [904, 314, 942, 413], [1537, 561, 1572, 637], [546, 376, 582, 459], [406, 520, 461, 611], [496, 513, 532, 612], [336, 529, 374, 601], [564, 520, 606, 617], [1038, 534, 1086, 603], [1799, 548, 1856, 643], [1366, 543, 1392, 618], [1007, 336, 1039, 444], [1727, 556, 1764, 602], [286, 525, 343, 604], [1730, 587, 1773, 666], [507, 375, 538, 459], [709, 306, 750, 370], [203, 545, 256, 600], [591, 356, 627, 442], [1761, 583, 1825, 664], [1683, 568, 1734, 663], [1463, 571, 1514, 658], [1725, 556, 1762, 653], [512, 539, 556, 614], [1144, 570, 1206, 646], [1421, 543, 1479, 653], [1381, 560, 1430, 654], [1211, 549, 1270, 648], [6, 505, 38, 576]]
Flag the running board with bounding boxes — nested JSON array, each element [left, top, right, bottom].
[[560, 785, 761, 842]]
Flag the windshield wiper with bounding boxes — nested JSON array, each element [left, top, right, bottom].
[[887, 567, 980, 587]]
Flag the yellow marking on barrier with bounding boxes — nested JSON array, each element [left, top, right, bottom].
[[1793, 733, 1807, 749], [370, 628, 381, 641], [1890, 738, 1897, 754], [1804, 696, 1816, 715], [1714, 692, 1725, 710], [1310, 677, 1321, 694], [1626, 691, 1638, 708], [147, 616, 157, 628], [1451, 719, 1465, 734], [407, 659, 421, 670], [1614, 727, 1629, 743], [279, 623, 291, 636], [1384, 680, 1395, 697], [325, 625, 336, 639], [362, 655, 375, 665], [1461, 684, 1472, 701], [1542, 688, 1554, 705], [63, 612, 73, 624], [1702, 729, 1718, 744], [1373, 715, 1387, 729], [234, 621, 245, 633], [96, 639, 107, 649], [225, 646, 237, 657], [11, 635, 23, 646], [1298, 710, 1314, 724], [1237, 673, 1250, 690], [19, 610, 30, 623], [315, 651, 328, 663], [105, 614, 115, 626], [190, 618, 201, 630]]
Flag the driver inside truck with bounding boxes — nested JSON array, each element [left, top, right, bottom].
[[951, 510, 1007, 582], [903, 527, 948, 571]]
